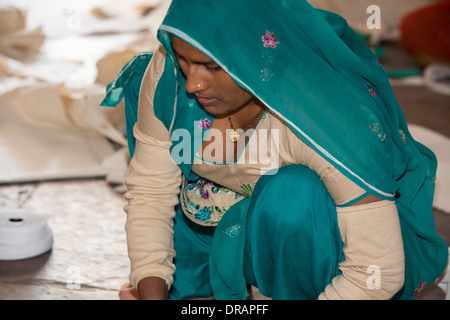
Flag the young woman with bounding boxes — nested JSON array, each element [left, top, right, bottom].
[[102, 0, 447, 300]]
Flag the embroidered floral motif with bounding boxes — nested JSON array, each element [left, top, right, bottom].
[[181, 178, 242, 226], [399, 129, 408, 145], [414, 282, 427, 296], [261, 110, 268, 120], [155, 67, 160, 81], [240, 183, 255, 197], [221, 188, 231, 195], [376, 60, 385, 69], [365, 84, 377, 97], [262, 31, 279, 48], [200, 118, 211, 131], [369, 123, 386, 142], [198, 179, 212, 199], [187, 178, 212, 199], [225, 224, 242, 238], [189, 202, 200, 210], [195, 206, 212, 222]]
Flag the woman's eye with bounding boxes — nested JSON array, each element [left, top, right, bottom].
[[175, 54, 186, 66], [206, 64, 221, 72]]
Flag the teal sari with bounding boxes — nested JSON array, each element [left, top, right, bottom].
[[102, 0, 447, 299]]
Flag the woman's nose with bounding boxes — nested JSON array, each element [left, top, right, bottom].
[[185, 67, 207, 93]]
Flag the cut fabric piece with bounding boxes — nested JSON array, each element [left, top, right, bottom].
[[424, 64, 450, 96], [0, 83, 127, 183], [0, 6, 45, 60]]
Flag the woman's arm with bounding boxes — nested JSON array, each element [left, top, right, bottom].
[[125, 125, 181, 298], [319, 198, 405, 299], [124, 45, 181, 299]]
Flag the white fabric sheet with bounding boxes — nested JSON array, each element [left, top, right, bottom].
[[409, 124, 450, 214]]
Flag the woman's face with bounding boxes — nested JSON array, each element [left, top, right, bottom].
[[171, 36, 255, 115]]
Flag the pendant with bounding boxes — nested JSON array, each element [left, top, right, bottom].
[[229, 129, 240, 143]]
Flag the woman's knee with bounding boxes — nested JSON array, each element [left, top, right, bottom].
[[251, 165, 333, 233], [256, 165, 326, 204]]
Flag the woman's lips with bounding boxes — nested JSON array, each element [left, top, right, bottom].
[[197, 97, 218, 106]]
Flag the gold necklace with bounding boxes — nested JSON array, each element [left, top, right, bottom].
[[226, 106, 266, 143]]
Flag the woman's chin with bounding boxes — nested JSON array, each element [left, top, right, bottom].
[[201, 104, 227, 116]]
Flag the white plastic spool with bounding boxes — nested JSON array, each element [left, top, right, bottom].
[[0, 209, 53, 261]]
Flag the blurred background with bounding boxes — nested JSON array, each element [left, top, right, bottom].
[[0, 0, 449, 300]]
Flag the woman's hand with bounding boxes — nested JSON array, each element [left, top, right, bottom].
[[137, 276, 169, 300]]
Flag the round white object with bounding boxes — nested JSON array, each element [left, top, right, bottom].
[[0, 209, 53, 261]]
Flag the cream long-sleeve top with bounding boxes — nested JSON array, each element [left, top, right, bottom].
[[124, 45, 405, 300]]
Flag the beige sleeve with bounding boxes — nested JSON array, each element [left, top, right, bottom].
[[124, 45, 182, 289], [318, 200, 405, 299]]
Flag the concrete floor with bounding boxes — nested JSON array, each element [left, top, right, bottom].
[[0, 4, 449, 299]]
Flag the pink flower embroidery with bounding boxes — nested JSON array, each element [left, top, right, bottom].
[[200, 118, 211, 131], [414, 282, 427, 296], [376, 60, 385, 70], [262, 31, 279, 49], [365, 84, 377, 97]]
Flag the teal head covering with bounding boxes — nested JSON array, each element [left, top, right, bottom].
[[105, 0, 446, 299]]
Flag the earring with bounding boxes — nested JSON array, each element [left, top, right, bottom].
[[197, 84, 202, 89]]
